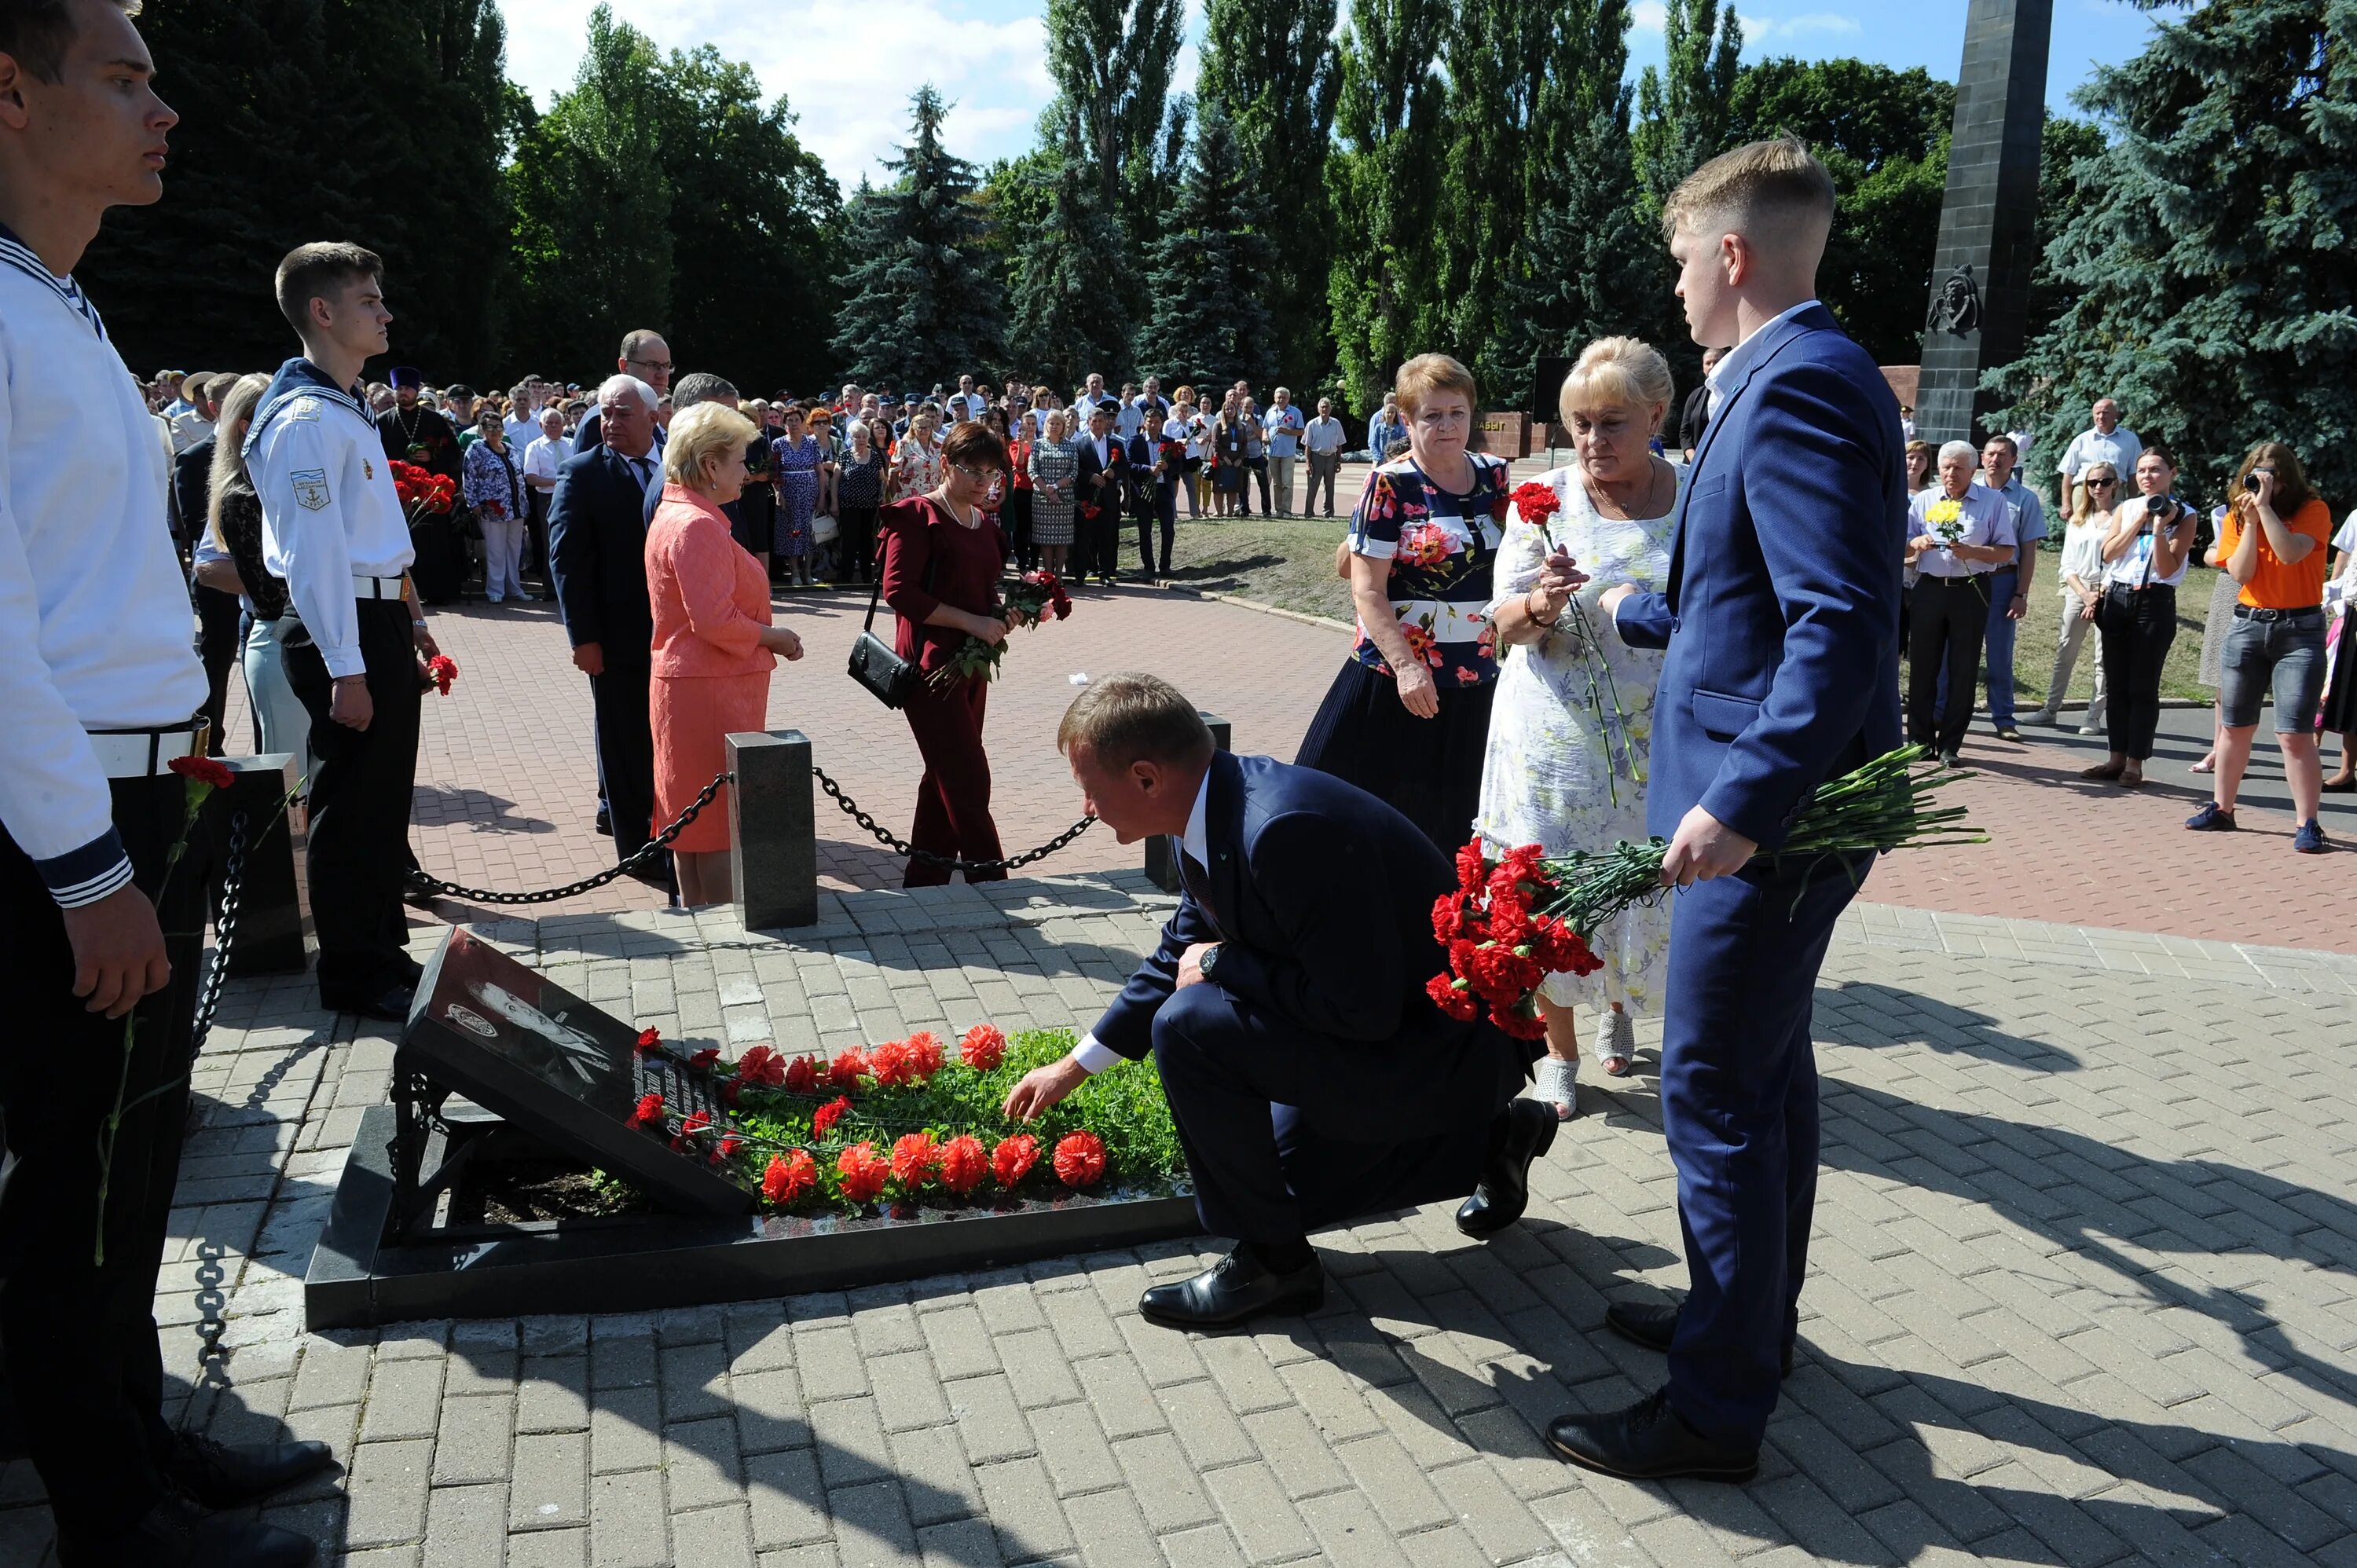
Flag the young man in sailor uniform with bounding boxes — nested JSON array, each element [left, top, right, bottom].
[[0, 3, 330, 1563], [248, 240, 439, 1020]]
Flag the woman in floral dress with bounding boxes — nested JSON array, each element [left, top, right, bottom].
[[771, 404, 823, 588], [1296, 354, 1508, 851], [1477, 338, 1682, 1116]]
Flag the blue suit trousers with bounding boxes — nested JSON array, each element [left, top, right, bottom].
[[1661, 852, 1869, 1446]]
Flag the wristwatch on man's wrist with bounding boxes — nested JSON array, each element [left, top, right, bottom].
[[1197, 943, 1222, 984]]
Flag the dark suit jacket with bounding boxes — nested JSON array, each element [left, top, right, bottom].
[[1121, 432, 1164, 513], [1091, 753, 1529, 1145], [548, 445, 663, 673], [1615, 302, 1904, 848], [1073, 433, 1127, 518], [1679, 383, 1714, 453], [171, 433, 215, 543]]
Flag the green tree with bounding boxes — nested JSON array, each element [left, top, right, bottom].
[[2023, 114, 2107, 350], [1133, 110, 1279, 390], [1042, 0, 1188, 236], [1009, 115, 1136, 390], [1326, 0, 1450, 412], [1987, 1, 2357, 505], [505, 5, 673, 379], [1725, 57, 1956, 362], [1633, 0, 1743, 212], [830, 86, 1004, 387], [1194, 0, 1340, 387]]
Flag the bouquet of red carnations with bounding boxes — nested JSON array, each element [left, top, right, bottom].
[[1429, 746, 1985, 1038], [390, 460, 455, 529], [424, 654, 458, 696], [929, 570, 1074, 688]]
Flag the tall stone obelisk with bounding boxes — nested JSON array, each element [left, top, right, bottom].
[[1915, 0, 2053, 448]]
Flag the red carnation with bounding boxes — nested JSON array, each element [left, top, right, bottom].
[[425, 654, 458, 696], [992, 1134, 1040, 1187], [762, 1149, 816, 1204], [671, 1108, 711, 1152], [890, 1132, 941, 1189], [1454, 841, 1487, 895], [779, 1052, 814, 1094], [1427, 973, 1476, 1020], [959, 1024, 1007, 1071], [717, 1133, 743, 1160], [1531, 918, 1603, 978], [635, 1028, 662, 1056], [1431, 893, 1464, 944], [836, 1142, 890, 1203], [1487, 892, 1533, 948], [1052, 1130, 1107, 1189], [812, 1094, 852, 1137], [904, 1031, 945, 1080], [1464, 943, 1543, 1007], [868, 1039, 915, 1088], [167, 753, 236, 792], [827, 1049, 868, 1090], [937, 1134, 988, 1194], [722, 1079, 742, 1108], [1494, 1003, 1550, 1040], [688, 1047, 720, 1072], [1511, 481, 1562, 524], [628, 1092, 663, 1128]]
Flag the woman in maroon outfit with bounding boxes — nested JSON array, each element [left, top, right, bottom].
[[879, 422, 1018, 885]]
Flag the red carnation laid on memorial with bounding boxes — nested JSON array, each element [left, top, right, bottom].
[[836, 1142, 890, 1203], [425, 654, 458, 696], [635, 1028, 662, 1056], [688, 1047, 720, 1072], [937, 1134, 988, 1195], [827, 1049, 869, 1090], [628, 1092, 663, 1128], [959, 1024, 1007, 1070], [991, 1134, 1039, 1188], [1052, 1130, 1107, 1189], [811, 1095, 852, 1137], [717, 1133, 743, 1160], [890, 1132, 941, 1189], [904, 1031, 945, 1080], [867, 1039, 915, 1088], [762, 1150, 816, 1204], [671, 1109, 711, 1152], [779, 1051, 814, 1093], [167, 753, 236, 792]]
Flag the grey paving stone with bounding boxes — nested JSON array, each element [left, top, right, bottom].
[[588, 1468, 670, 1568], [421, 1481, 506, 1568], [511, 1430, 590, 1532]]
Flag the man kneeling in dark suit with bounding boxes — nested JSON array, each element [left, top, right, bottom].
[[1003, 673, 1556, 1330]]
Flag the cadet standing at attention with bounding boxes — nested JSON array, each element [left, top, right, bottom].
[[249, 240, 439, 1020], [0, 2, 331, 1563]]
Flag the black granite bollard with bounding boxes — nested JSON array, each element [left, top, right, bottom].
[[729, 729, 817, 929], [1145, 713, 1231, 893], [220, 752, 309, 976]]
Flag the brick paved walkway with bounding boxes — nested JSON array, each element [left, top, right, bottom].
[[7, 879, 2355, 1566]]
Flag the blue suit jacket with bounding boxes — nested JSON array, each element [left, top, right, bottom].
[[1091, 753, 1529, 1143], [1616, 304, 1905, 849], [547, 446, 661, 674]]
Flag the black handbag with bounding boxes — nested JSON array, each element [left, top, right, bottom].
[[845, 513, 936, 709]]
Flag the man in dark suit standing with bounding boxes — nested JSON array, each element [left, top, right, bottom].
[[172, 373, 243, 756], [1072, 405, 1126, 587], [1003, 675, 1554, 1330], [1677, 345, 1725, 462], [1120, 421, 1171, 581], [1562, 138, 1905, 1482], [548, 375, 665, 877]]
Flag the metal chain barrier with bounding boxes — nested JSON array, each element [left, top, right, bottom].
[[404, 768, 734, 906], [811, 764, 1095, 875], [189, 808, 251, 1054]]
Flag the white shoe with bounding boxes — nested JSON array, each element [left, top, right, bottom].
[[1534, 1055, 1579, 1120], [1594, 1009, 1637, 1077], [2077, 724, 2103, 736]]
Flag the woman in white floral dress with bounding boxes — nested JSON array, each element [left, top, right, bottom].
[[1476, 338, 1683, 1117]]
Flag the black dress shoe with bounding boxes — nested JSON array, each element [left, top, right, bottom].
[[167, 1433, 339, 1508], [1457, 1098, 1558, 1239], [1546, 1387, 1758, 1482], [1138, 1245, 1323, 1331], [324, 982, 412, 1023], [594, 806, 614, 837], [63, 1494, 315, 1568], [1605, 1299, 1794, 1377]]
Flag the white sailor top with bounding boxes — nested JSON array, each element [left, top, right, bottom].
[[247, 357, 416, 679], [0, 225, 207, 907]]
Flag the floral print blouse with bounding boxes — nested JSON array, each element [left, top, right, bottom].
[[1346, 452, 1510, 687]]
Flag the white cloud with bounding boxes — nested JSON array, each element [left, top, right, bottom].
[[1632, 1, 1670, 31], [1747, 11, 1864, 44]]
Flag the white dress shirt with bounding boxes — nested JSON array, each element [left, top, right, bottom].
[[1069, 768, 1213, 1075], [504, 411, 541, 452], [1705, 299, 1822, 420], [250, 363, 416, 679], [1303, 416, 1345, 455], [522, 432, 569, 489], [0, 233, 207, 904], [2058, 425, 2141, 483]]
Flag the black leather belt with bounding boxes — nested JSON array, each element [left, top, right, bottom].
[[2232, 604, 2321, 622]]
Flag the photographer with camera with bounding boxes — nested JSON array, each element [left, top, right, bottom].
[[2083, 445, 2197, 788], [2183, 442, 2334, 851]]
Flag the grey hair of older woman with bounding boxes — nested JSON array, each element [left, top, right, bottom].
[[1937, 439, 1978, 468]]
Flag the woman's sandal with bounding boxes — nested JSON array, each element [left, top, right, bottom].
[[2188, 753, 2216, 775], [2080, 760, 2126, 781], [2120, 767, 2146, 788]]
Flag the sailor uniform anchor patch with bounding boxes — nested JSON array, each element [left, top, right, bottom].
[[291, 467, 332, 511]]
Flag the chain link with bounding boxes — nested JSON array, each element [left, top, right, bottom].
[[405, 768, 734, 906], [811, 764, 1095, 875], [189, 808, 251, 1054]]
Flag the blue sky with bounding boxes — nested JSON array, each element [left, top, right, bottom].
[[496, 0, 2171, 191]]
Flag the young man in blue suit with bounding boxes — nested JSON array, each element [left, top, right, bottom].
[[1003, 674, 1554, 1330], [1552, 138, 1906, 1480]]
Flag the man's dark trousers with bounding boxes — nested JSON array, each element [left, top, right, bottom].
[[284, 598, 422, 1004], [1660, 853, 1868, 1447], [1306, 452, 1340, 516], [193, 583, 245, 756], [592, 663, 657, 862], [1136, 489, 1175, 575], [0, 777, 212, 1540], [1907, 577, 1989, 757]]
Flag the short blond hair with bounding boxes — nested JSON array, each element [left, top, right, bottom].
[[1395, 353, 1478, 419], [663, 402, 757, 491], [1661, 136, 1835, 247], [1559, 338, 1675, 427], [1057, 673, 1214, 772]]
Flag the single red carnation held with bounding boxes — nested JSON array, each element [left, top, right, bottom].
[[836, 1143, 890, 1203], [167, 753, 236, 792], [811, 1095, 852, 1137], [1510, 481, 1563, 524], [890, 1132, 941, 1189], [937, 1134, 988, 1195], [1052, 1130, 1107, 1189], [959, 1024, 1007, 1071], [425, 654, 458, 696], [762, 1150, 816, 1204], [992, 1134, 1040, 1187]]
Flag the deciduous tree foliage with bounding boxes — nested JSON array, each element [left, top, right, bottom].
[[1132, 110, 1280, 391], [1988, 0, 2357, 504], [1009, 115, 1136, 390], [1634, 0, 1743, 213], [1043, 0, 1189, 241]]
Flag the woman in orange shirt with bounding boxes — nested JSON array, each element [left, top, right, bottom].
[[2186, 441, 2333, 851], [647, 403, 808, 905]]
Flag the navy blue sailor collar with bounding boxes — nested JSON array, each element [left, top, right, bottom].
[[244, 356, 373, 456], [0, 218, 108, 340]]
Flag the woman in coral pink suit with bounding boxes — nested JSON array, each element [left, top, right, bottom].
[[647, 403, 805, 905]]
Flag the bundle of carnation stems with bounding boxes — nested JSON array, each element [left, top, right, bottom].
[[1431, 745, 1985, 1038]]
